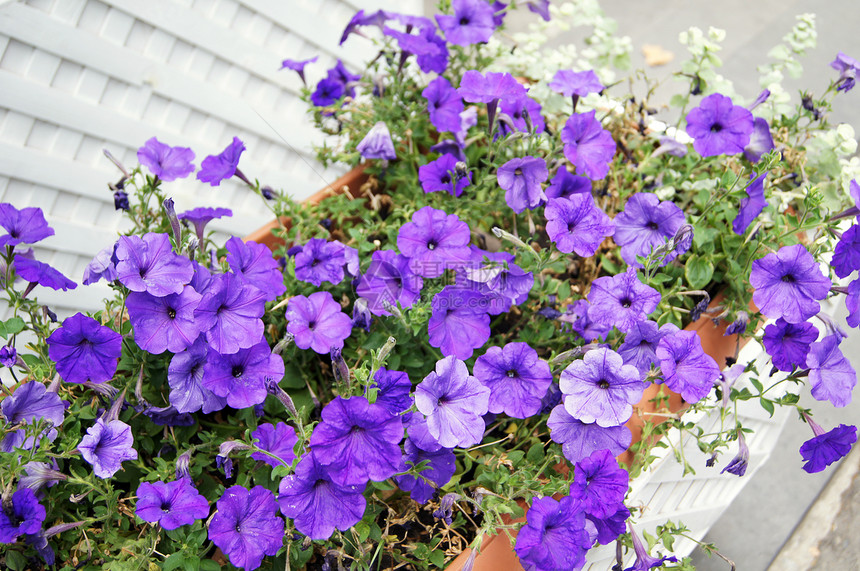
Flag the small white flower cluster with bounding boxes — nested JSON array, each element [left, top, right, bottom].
[[673, 26, 738, 105]]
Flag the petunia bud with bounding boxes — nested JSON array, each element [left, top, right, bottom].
[[163, 198, 182, 247], [720, 430, 750, 476]]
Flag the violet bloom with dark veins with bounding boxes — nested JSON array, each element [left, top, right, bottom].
[[428, 287, 492, 360], [136, 137, 195, 181], [0, 204, 54, 247], [423, 76, 464, 134], [570, 449, 628, 518], [19, 461, 66, 492], [458, 70, 526, 132], [613, 193, 687, 267], [459, 249, 533, 315], [617, 320, 679, 376], [544, 168, 591, 201], [721, 431, 750, 476], [225, 236, 286, 301], [625, 523, 678, 571], [762, 318, 818, 371], [0, 489, 45, 543], [194, 272, 266, 354], [397, 206, 471, 279], [357, 121, 396, 160], [560, 347, 645, 427], [733, 171, 768, 235], [750, 243, 831, 324], [545, 194, 614, 257], [807, 335, 856, 407], [831, 225, 860, 279], [656, 330, 721, 403], [685, 93, 754, 157], [115, 233, 193, 297], [78, 418, 138, 478], [311, 77, 344, 107], [310, 396, 404, 486], [294, 238, 350, 287], [547, 404, 632, 464], [277, 453, 366, 540], [744, 117, 776, 163], [498, 96, 545, 136], [203, 340, 285, 410], [473, 342, 552, 419], [251, 422, 298, 467], [561, 110, 616, 180], [168, 339, 227, 413], [587, 268, 661, 333], [47, 312, 122, 384], [419, 154, 471, 197], [414, 356, 490, 448], [355, 250, 423, 316], [2, 381, 64, 428], [563, 299, 612, 342], [395, 437, 456, 504], [0, 345, 15, 368], [208, 485, 284, 571], [548, 69, 604, 97], [13, 257, 77, 291], [800, 417, 857, 473], [135, 479, 210, 530], [179, 206, 232, 245], [286, 291, 352, 354], [830, 52, 860, 92], [82, 244, 118, 285], [384, 26, 448, 74], [126, 286, 202, 354], [197, 137, 245, 186], [279, 55, 318, 84], [435, 0, 495, 46], [372, 367, 413, 415], [514, 495, 590, 571], [497, 156, 548, 213]]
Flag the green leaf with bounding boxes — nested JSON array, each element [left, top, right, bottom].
[[200, 559, 221, 571], [526, 443, 545, 464], [759, 398, 775, 417], [0, 316, 25, 339], [353, 520, 371, 542], [685, 255, 714, 290], [429, 549, 447, 567], [162, 553, 185, 571], [750, 377, 763, 393]]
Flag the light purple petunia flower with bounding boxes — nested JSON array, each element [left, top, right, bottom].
[[0, 204, 54, 247], [626, 523, 678, 571], [126, 286, 202, 354], [277, 452, 366, 540], [435, 0, 495, 46], [458, 69, 526, 105], [394, 437, 456, 504], [526, 0, 551, 20], [548, 69, 604, 97], [340, 9, 389, 45], [414, 356, 491, 448], [497, 96, 545, 137], [423, 76, 464, 134], [19, 461, 66, 492], [497, 156, 548, 213], [457, 248, 533, 315], [744, 117, 776, 163], [251, 422, 298, 467], [0, 345, 16, 368], [167, 339, 227, 414], [372, 367, 413, 415], [355, 250, 423, 316], [136, 137, 195, 181], [310, 396, 404, 486], [800, 417, 857, 473], [135, 479, 210, 530], [750, 244, 831, 324], [617, 320, 680, 376], [225, 236, 286, 301], [115, 233, 193, 297], [570, 449, 628, 518], [311, 77, 344, 107], [831, 225, 860, 279], [733, 171, 769, 235], [357, 122, 396, 160], [194, 272, 266, 354], [294, 238, 351, 287], [830, 51, 860, 92], [203, 340, 285, 410], [179, 206, 232, 249], [547, 404, 632, 464], [561, 110, 616, 180], [656, 330, 720, 403], [419, 154, 471, 197], [209, 485, 284, 570], [544, 168, 591, 201], [82, 244, 118, 285], [1, 381, 63, 428], [473, 342, 552, 418], [78, 418, 138, 478], [545, 194, 614, 257], [384, 26, 448, 74], [685, 93, 754, 157], [286, 291, 353, 354], [613, 193, 687, 267], [279, 55, 318, 84], [845, 278, 860, 328], [428, 287, 492, 360], [397, 206, 471, 278], [807, 335, 856, 407], [721, 430, 750, 476], [561, 299, 612, 342], [587, 268, 661, 333], [13, 257, 77, 291], [560, 347, 645, 427], [0, 489, 45, 544], [47, 313, 122, 384], [514, 495, 590, 571], [762, 318, 818, 372], [197, 137, 246, 186]]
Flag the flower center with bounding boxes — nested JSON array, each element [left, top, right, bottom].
[[160, 501, 171, 512], [459, 16, 470, 25], [307, 320, 316, 330], [646, 221, 659, 230], [781, 274, 796, 283], [441, 174, 451, 184], [231, 365, 244, 378], [311, 258, 320, 267], [167, 308, 176, 319], [427, 240, 437, 251], [710, 122, 724, 133], [620, 298, 632, 308], [597, 379, 610, 389], [506, 369, 517, 378], [514, 167, 523, 176]]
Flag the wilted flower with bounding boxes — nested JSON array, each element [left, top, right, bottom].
[[356, 122, 396, 160]]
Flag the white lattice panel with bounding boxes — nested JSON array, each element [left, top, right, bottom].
[[0, 0, 421, 317]]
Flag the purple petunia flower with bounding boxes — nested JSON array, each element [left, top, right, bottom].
[[423, 76, 464, 134], [514, 495, 590, 571], [435, 0, 495, 46], [372, 367, 413, 415], [135, 479, 209, 530], [419, 154, 471, 197], [167, 339, 227, 413], [750, 244, 831, 324], [126, 287, 202, 354], [625, 523, 678, 571], [194, 272, 266, 354], [428, 287, 492, 360], [277, 453, 366, 540], [225, 236, 286, 301], [0, 489, 45, 544], [209, 485, 284, 570], [78, 418, 138, 478], [251, 422, 298, 467], [0, 345, 15, 368], [286, 291, 352, 354], [830, 52, 860, 92], [497, 156, 548, 213], [526, 0, 551, 20], [844, 278, 860, 328], [397, 206, 471, 278], [340, 9, 389, 44], [656, 330, 721, 403], [733, 171, 768, 235], [800, 417, 857, 473], [414, 356, 490, 448], [311, 77, 345, 107], [115, 233, 193, 297], [357, 122, 396, 160], [544, 168, 591, 201], [763, 318, 818, 372], [310, 396, 404, 486], [13, 257, 77, 291], [744, 117, 776, 163], [384, 26, 448, 74], [279, 55, 318, 84], [685, 93, 754, 157], [0, 204, 54, 248], [473, 342, 552, 419], [203, 340, 285, 410], [136, 137, 195, 181], [807, 335, 856, 408], [294, 238, 351, 287], [570, 449, 628, 518], [457, 248, 533, 315], [547, 404, 632, 464], [545, 194, 614, 257], [355, 250, 423, 316], [394, 437, 456, 504], [178, 206, 233, 246], [561, 299, 612, 342], [561, 110, 616, 180], [19, 461, 66, 492], [326, 60, 361, 98], [82, 244, 118, 285], [498, 96, 545, 137], [197, 137, 246, 186], [47, 313, 122, 384], [832, 225, 860, 279], [587, 268, 661, 333], [613, 193, 687, 267], [560, 347, 645, 427], [548, 69, 604, 98], [2, 381, 64, 429], [617, 320, 680, 376], [458, 69, 526, 105], [721, 431, 750, 476]]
